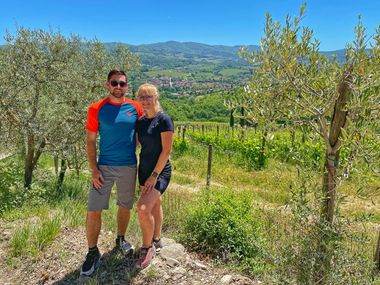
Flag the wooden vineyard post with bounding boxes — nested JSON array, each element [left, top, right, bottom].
[[374, 230, 380, 270], [182, 125, 186, 142], [53, 151, 58, 176], [206, 144, 213, 187]]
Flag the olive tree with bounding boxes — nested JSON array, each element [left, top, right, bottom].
[[240, 5, 379, 223], [235, 5, 379, 282], [0, 27, 139, 188]]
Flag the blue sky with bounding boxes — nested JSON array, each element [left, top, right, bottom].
[[0, 0, 379, 51]]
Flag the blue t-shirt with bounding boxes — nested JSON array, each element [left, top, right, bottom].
[[86, 97, 143, 166]]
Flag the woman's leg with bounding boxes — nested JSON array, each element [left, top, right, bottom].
[[137, 188, 161, 247], [151, 197, 163, 240]]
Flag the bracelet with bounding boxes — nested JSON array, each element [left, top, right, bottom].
[[151, 171, 159, 178]]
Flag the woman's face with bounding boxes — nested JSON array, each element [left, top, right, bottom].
[[137, 91, 158, 112]]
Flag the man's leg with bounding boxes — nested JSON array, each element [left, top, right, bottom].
[[115, 165, 137, 236], [117, 206, 131, 236], [82, 165, 114, 276], [82, 210, 103, 276], [137, 189, 161, 247], [86, 210, 102, 247], [115, 165, 137, 252]]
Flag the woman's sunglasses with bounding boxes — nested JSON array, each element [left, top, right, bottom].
[[137, 95, 154, 101]]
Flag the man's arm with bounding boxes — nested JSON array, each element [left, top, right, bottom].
[[86, 130, 103, 189]]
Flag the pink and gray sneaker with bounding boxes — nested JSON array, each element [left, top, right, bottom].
[[153, 238, 163, 252], [136, 245, 156, 270]]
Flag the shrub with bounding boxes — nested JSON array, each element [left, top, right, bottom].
[[181, 187, 267, 275], [266, 172, 379, 284], [173, 136, 189, 155]]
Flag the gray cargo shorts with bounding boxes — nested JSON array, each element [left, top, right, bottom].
[[88, 165, 137, 211]]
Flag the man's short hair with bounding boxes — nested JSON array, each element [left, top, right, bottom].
[[107, 69, 127, 81]]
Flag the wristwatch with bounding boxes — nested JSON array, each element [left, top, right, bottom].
[[151, 171, 159, 178]]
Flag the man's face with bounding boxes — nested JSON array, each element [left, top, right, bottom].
[[106, 74, 128, 98]]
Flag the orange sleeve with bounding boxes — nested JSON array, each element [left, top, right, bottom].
[[86, 105, 99, 132], [86, 98, 109, 132]]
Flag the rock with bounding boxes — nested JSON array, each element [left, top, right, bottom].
[[161, 237, 176, 246], [171, 266, 187, 276], [166, 257, 180, 267], [191, 261, 208, 270], [160, 243, 185, 261], [221, 274, 233, 284]]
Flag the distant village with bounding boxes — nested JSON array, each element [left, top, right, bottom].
[[148, 76, 236, 96]]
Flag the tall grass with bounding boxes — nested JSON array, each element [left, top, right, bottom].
[[9, 216, 61, 257]]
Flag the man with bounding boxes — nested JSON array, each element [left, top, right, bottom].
[[81, 69, 143, 276]]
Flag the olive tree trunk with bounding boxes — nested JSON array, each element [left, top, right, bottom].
[[24, 135, 46, 188]]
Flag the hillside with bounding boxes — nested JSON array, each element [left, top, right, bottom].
[[106, 41, 347, 67]]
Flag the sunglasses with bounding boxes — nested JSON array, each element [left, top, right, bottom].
[[137, 95, 154, 101], [110, 80, 127, 87]]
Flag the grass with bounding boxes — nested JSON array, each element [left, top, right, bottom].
[[172, 142, 296, 206], [57, 198, 87, 228], [1, 136, 380, 283], [1, 204, 50, 222], [9, 216, 61, 257], [171, 173, 196, 185], [9, 225, 32, 257], [218, 68, 249, 77]]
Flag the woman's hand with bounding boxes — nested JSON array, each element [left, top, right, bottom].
[[142, 176, 157, 193]]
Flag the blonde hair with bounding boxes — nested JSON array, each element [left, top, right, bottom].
[[137, 83, 159, 97], [137, 83, 162, 110]]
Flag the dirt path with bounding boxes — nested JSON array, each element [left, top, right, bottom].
[[0, 224, 259, 285], [0, 172, 258, 285]]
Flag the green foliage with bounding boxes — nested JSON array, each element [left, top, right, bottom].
[[0, 157, 24, 213], [50, 173, 89, 202], [160, 92, 230, 122], [9, 217, 61, 257], [0, 26, 140, 187], [266, 172, 378, 284], [0, 155, 89, 215], [234, 4, 379, 233], [186, 129, 266, 170], [9, 225, 32, 257], [57, 198, 87, 228], [161, 188, 193, 235], [172, 136, 189, 155], [181, 188, 267, 275], [185, 127, 347, 170]]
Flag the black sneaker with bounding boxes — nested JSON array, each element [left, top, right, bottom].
[[115, 236, 135, 255], [80, 248, 101, 276]]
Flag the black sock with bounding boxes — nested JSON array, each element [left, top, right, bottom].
[[117, 235, 125, 241], [89, 246, 98, 252], [153, 238, 160, 243]]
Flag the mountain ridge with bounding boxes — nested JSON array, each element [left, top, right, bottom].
[[104, 41, 347, 67]]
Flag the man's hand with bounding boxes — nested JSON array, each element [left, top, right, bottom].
[[92, 168, 104, 189]]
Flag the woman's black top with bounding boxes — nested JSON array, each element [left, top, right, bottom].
[[135, 112, 174, 185]]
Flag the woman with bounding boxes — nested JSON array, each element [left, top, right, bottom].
[[135, 83, 174, 269]]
